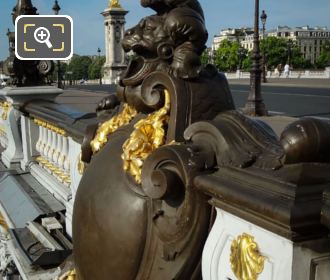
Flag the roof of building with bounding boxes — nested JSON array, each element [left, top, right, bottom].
[[267, 25, 330, 33]]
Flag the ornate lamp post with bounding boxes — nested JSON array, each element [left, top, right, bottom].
[[260, 10, 267, 83], [52, 0, 62, 88], [97, 47, 102, 85], [243, 0, 268, 116]]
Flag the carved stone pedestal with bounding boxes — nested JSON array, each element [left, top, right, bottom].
[[202, 209, 330, 280], [195, 163, 330, 280]]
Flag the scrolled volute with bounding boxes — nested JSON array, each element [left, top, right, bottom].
[[184, 110, 285, 170]]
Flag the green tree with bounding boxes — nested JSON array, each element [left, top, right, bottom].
[[316, 40, 330, 68], [260, 37, 308, 69], [200, 49, 211, 66], [50, 62, 68, 82], [214, 40, 242, 71], [67, 55, 92, 80], [242, 51, 252, 71], [88, 56, 106, 80]]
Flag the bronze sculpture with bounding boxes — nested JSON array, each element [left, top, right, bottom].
[[73, 1, 330, 279], [3, 0, 54, 86]]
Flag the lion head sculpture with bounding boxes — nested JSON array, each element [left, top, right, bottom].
[[120, 0, 208, 84]]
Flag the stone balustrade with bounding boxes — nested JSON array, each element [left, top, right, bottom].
[[34, 119, 71, 186], [226, 69, 330, 79]]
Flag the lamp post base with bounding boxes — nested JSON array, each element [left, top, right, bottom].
[[243, 100, 268, 117]]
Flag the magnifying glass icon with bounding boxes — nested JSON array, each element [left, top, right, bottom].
[[34, 27, 53, 49]]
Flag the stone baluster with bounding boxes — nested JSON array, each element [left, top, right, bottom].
[[43, 127, 52, 159], [63, 137, 71, 184], [47, 130, 57, 163], [40, 125, 48, 158], [53, 132, 63, 166], [36, 124, 43, 153]]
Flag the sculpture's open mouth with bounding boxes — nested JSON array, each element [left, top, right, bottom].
[[121, 57, 158, 86]]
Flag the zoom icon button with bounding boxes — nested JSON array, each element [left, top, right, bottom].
[[15, 15, 73, 60]]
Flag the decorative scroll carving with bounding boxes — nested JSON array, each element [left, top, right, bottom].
[[230, 233, 265, 280], [185, 110, 285, 170]]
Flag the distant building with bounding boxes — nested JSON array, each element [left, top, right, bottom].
[[212, 27, 254, 51], [240, 25, 330, 64]]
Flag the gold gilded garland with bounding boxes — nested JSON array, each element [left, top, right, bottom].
[[90, 104, 137, 154], [0, 101, 11, 120], [58, 269, 77, 280], [34, 119, 66, 136], [230, 233, 266, 280], [122, 90, 170, 184]]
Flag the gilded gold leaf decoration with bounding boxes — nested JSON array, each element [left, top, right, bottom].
[[34, 118, 66, 136], [0, 102, 11, 121], [230, 233, 266, 280], [0, 212, 8, 231], [109, 0, 122, 9], [90, 104, 137, 154], [58, 269, 77, 280], [122, 89, 170, 184]]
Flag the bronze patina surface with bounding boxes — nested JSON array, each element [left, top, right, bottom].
[[3, 0, 54, 86], [73, 1, 330, 279]]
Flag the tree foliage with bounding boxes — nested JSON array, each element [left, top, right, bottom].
[[211, 40, 250, 72], [260, 37, 309, 69], [316, 40, 330, 68], [67, 55, 92, 80], [88, 56, 106, 80], [200, 49, 210, 66], [214, 40, 241, 71]]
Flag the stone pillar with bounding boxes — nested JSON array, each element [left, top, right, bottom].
[[102, 1, 128, 85]]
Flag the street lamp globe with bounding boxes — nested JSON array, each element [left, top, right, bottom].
[[260, 10, 267, 26], [52, 1, 61, 15]]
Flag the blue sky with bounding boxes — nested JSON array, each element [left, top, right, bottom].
[[1, 0, 330, 60]]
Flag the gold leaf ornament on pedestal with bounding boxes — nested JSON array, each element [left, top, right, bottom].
[[230, 233, 266, 280]]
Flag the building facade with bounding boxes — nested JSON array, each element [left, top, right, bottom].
[[240, 25, 330, 64], [212, 27, 254, 51]]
